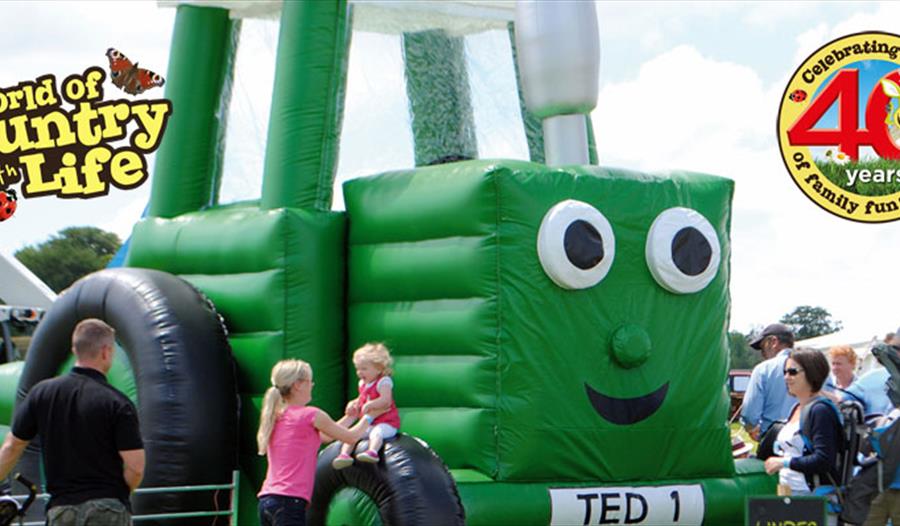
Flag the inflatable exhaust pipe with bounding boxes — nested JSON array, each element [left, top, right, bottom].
[[514, 0, 600, 166]]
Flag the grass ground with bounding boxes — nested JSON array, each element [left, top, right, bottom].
[[816, 156, 900, 196]]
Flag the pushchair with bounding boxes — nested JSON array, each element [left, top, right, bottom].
[[0, 474, 37, 526]]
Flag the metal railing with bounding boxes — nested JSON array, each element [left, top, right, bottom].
[[15, 470, 240, 525]]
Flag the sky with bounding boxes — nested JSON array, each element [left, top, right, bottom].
[[0, 1, 898, 341]]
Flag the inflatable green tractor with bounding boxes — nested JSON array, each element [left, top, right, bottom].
[[6, 1, 775, 524]]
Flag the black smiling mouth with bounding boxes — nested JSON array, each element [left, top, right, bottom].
[[585, 382, 669, 425]]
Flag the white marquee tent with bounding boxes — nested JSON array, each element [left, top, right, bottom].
[[0, 252, 56, 309], [795, 330, 887, 375]]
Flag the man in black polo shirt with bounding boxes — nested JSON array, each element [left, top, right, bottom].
[[0, 318, 144, 525]]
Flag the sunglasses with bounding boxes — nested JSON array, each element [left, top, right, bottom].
[[784, 367, 804, 377]]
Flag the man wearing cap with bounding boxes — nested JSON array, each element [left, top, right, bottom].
[[741, 323, 797, 441]]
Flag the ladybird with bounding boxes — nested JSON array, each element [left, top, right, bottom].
[[789, 89, 807, 103], [0, 189, 17, 222]]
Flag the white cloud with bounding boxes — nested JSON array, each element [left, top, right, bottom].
[[98, 187, 151, 241], [591, 38, 900, 338], [0, 2, 172, 258], [829, 2, 900, 41], [742, 2, 812, 28], [2, 0, 897, 341], [0, 2, 173, 89], [794, 3, 900, 65], [794, 23, 830, 65], [596, 2, 732, 51], [593, 45, 771, 172]]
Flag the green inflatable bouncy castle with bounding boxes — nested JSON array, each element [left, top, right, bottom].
[[3, 1, 776, 525]]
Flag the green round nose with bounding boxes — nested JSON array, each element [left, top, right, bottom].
[[610, 324, 652, 369]]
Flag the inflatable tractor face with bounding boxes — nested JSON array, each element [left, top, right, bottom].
[[345, 160, 734, 483]]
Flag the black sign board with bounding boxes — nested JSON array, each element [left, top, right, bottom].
[[747, 496, 826, 526]]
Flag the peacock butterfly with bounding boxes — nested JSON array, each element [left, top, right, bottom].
[[106, 48, 165, 96]]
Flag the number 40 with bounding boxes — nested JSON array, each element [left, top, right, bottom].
[[787, 69, 900, 160]]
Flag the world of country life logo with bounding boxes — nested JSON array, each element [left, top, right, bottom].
[[778, 32, 900, 222], [0, 48, 170, 224]]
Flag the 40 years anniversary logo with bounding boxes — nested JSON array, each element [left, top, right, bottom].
[[779, 31, 900, 223]]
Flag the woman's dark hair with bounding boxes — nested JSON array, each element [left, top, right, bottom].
[[789, 348, 830, 392]]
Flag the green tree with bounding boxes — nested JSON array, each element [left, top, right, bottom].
[[780, 305, 842, 340], [15, 227, 121, 293], [728, 331, 761, 369]]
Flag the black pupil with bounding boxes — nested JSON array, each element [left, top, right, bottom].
[[564, 220, 604, 270], [671, 227, 712, 276]]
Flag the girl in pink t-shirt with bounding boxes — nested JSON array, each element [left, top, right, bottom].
[[333, 343, 401, 469], [257, 359, 368, 526]]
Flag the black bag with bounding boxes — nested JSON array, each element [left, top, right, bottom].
[[798, 396, 865, 491], [840, 411, 900, 525], [756, 420, 785, 461], [839, 344, 900, 524]]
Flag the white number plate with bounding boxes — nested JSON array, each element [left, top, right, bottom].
[[549, 484, 705, 525]]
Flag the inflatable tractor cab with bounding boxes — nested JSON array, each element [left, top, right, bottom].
[[3, 1, 775, 525]]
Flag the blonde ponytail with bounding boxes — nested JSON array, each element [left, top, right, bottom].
[[256, 359, 313, 455], [257, 387, 285, 455]]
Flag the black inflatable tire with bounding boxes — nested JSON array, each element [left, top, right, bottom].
[[17, 268, 238, 524], [309, 434, 465, 526]]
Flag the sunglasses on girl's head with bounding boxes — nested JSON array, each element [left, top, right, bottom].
[[784, 367, 803, 376]]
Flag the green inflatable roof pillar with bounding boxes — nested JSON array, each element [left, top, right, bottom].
[[587, 115, 599, 165], [403, 29, 478, 166], [260, 0, 350, 211], [149, 5, 238, 218]]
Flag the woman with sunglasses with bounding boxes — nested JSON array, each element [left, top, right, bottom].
[[763, 349, 842, 497]]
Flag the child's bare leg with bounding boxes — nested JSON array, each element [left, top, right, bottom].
[[357, 426, 384, 463], [332, 439, 355, 470], [368, 426, 385, 452]]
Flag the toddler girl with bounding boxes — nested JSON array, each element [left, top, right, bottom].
[[332, 343, 401, 469]]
